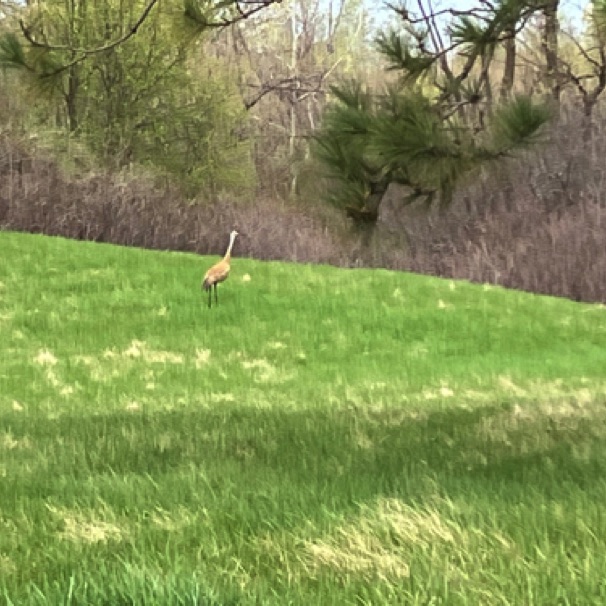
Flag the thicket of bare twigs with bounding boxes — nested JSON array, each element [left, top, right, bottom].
[[0, 133, 352, 264], [1, 105, 605, 303], [371, 106, 606, 303]]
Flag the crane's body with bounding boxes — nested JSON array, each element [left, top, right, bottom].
[[202, 230, 238, 308]]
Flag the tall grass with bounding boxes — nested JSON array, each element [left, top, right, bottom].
[[1, 231, 606, 604]]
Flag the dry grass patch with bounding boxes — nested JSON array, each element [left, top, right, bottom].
[[119, 340, 184, 364], [150, 507, 200, 532], [33, 349, 58, 367], [74, 354, 116, 382], [266, 341, 287, 350], [238, 355, 294, 384], [32, 349, 77, 396], [304, 498, 464, 582], [0, 553, 16, 577], [74, 340, 188, 383], [422, 384, 455, 400], [48, 504, 126, 544], [210, 392, 236, 403], [11, 400, 24, 412], [473, 385, 606, 460], [1, 431, 32, 451], [194, 348, 211, 368], [306, 531, 409, 582]]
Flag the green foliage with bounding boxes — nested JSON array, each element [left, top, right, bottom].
[[375, 31, 435, 81], [0, 32, 65, 99], [5, 0, 256, 196], [2, 232, 606, 603], [312, 139, 369, 211], [329, 80, 373, 115], [312, 84, 380, 212], [27, 49, 66, 98], [313, 3, 552, 222], [314, 80, 548, 214], [449, 16, 495, 52], [374, 121, 467, 203], [488, 95, 552, 151], [591, 0, 606, 43], [493, 0, 538, 25], [448, 0, 528, 46], [0, 32, 26, 70], [183, 0, 236, 28], [183, 0, 209, 26], [133, 60, 256, 195]]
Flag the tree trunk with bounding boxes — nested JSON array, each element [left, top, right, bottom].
[[582, 97, 596, 142], [480, 47, 494, 105], [289, 0, 298, 195], [346, 179, 388, 226], [542, 0, 561, 111], [500, 27, 516, 100], [65, 64, 80, 132]]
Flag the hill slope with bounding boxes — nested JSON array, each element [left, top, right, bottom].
[[1, 232, 606, 604]]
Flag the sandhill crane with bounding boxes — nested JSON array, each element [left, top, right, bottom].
[[202, 230, 239, 308]]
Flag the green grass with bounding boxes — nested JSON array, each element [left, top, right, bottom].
[[1, 230, 606, 605]]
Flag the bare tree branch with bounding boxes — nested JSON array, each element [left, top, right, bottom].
[[19, 1, 283, 57], [20, 0, 160, 54], [244, 70, 331, 110], [192, 0, 283, 29], [561, 29, 603, 72]]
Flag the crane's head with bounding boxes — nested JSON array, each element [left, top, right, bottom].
[[230, 230, 239, 239]]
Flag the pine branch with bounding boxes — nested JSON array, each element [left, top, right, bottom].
[[375, 31, 435, 80], [313, 2, 553, 222], [0, 32, 30, 70], [487, 96, 550, 152]]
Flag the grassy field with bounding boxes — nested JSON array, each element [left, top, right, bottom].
[[1, 231, 606, 605]]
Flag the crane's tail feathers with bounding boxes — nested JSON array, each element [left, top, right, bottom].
[[202, 278, 212, 291]]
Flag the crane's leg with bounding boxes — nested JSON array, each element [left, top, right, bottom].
[[214, 284, 218, 305], [208, 287, 212, 309]]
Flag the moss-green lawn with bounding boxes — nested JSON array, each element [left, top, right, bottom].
[[1, 231, 606, 604]]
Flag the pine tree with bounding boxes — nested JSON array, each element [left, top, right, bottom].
[[312, 0, 551, 225]]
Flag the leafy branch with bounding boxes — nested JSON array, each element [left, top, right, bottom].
[[5, 1, 282, 78], [312, 1, 552, 225]]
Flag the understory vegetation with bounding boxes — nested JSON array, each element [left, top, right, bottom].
[[2, 108, 606, 303], [0, 0, 605, 303], [1, 232, 606, 604]]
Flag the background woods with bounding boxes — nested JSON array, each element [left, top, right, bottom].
[[1, 0, 605, 302]]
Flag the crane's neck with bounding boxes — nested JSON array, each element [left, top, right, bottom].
[[224, 233, 237, 261]]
